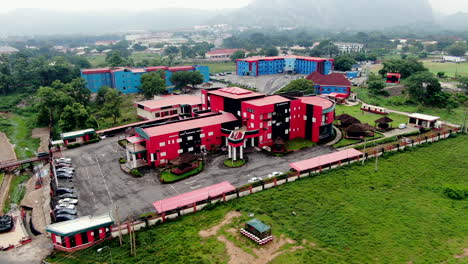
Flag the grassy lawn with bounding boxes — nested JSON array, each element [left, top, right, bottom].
[[335, 104, 408, 126], [285, 138, 316, 151], [423, 61, 468, 77], [353, 87, 467, 125], [182, 61, 236, 74], [47, 135, 468, 264], [0, 113, 40, 158], [3, 173, 30, 213], [85, 55, 106, 67], [333, 131, 384, 149], [95, 94, 140, 130], [160, 161, 204, 183], [224, 159, 247, 168]]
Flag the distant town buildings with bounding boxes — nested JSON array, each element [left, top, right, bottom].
[[333, 42, 365, 54], [236, 55, 333, 76], [80, 65, 210, 93], [442, 56, 466, 63], [0, 45, 18, 54], [205, 49, 246, 60]]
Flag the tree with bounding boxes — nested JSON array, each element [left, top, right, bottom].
[[100, 88, 123, 124], [334, 55, 356, 71], [164, 46, 179, 56], [437, 72, 446, 78], [230, 50, 246, 62], [36, 86, 73, 125], [425, 44, 437, 53], [106, 51, 124, 67], [132, 43, 147, 52], [368, 81, 388, 96], [62, 78, 91, 106], [353, 53, 367, 62], [264, 47, 279, 56], [170, 71, 204, 93], [58, 103, 97, 132], [458, 77, 468, 95], [379, 58, 427, 79], [405, 71, 447, 107], [276, 79, 315, 95], [446, 42, 467, 57], [96, 86, 112, 105], [140, 72, 166, 99]]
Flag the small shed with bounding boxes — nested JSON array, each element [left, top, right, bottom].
[[386, 73, 401, 84], [375, 116, 394, 130], [338, 115, 361, 128], [408, 113, 440, 128], [60, 128, 96, 147], [241, 218, 273, 245], [346, 123, 374, 138]]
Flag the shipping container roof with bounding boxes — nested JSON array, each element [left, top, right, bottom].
[[46, 213, 114, 237], [243, 95, 291, 107], [289, 149, 363, 172], [238, 55, 329, 62]]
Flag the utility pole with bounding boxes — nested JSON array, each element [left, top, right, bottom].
[[132, 216, 137, 257], [115, 206, 122, 246], [128, 217, 133, 256], [374, 150, 379, 172]]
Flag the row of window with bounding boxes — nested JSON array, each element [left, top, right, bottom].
[[158, 132, 215, 147]]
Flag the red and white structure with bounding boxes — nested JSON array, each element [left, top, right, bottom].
[[135, 95, 203, 120], [205, 49, 246, 61]]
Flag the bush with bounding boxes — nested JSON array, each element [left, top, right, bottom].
[[119, 158, 127, 164], [223, 159, 247, 168], [130, 169, 143, 177], [66, 143, 82, 149], [443, 185, 467, 200], [83, 138, 100, 145]]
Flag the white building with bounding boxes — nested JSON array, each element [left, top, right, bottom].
[[442, 56, 466, 63], [334, 42, 365, 54]]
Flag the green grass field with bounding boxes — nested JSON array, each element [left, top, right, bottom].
[[0, 113, 40, 158], [423, 61, 468, 77], [47, 134, 468, 264], [333, 132, 384, 149], [95, 94, 140, 130], [335, 104, 408, 125], [285, 138, 316, 151], [3, 173, 30, 213]]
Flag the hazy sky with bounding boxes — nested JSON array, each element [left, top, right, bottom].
[[1, 0, 467, 14]]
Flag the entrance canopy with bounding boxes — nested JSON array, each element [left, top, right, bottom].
[[289, 149, 363, 172], [153, 181, 235, 213]]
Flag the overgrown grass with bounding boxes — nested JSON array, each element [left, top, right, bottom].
[[0, 113, 40, 158], [94, 94, 140, 130], [423, 61, 468, 77], [182, 61, 236, 74], [333, 131, 384, 148], [3, 173, 30, 213], [47, 135, 468, 264], [285, 138, 316, 151], [335, 104, 408, 125]]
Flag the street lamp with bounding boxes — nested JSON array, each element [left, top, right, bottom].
[[97, 246, 113, 264]]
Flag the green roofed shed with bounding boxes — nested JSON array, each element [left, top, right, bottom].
[[245, 218, 271, 239]]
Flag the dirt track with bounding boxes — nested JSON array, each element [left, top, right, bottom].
[[0, 132, 16, 163], [31, 128, 49, 153]]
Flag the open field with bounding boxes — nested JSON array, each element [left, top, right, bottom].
[[423, 61, 468, 77], [0, 113, 40, 159], [47, 134, 468, 264], [335, 104, 408, 125]]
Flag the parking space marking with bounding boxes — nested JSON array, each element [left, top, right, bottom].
[[185, 180, 197, 185], [169, 184, 180, 194], [190, 185, 201, 189], [94, 154, 114, 205]]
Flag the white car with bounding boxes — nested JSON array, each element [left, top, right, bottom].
[[248, 177, 262, 183], [267, 172, 282, 178], [55, 203, 76, 210], [59, 198, 78, 205], [56, 158, 72, 163], [57, 168, 74, 174]]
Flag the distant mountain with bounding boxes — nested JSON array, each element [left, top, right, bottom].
[[435, 12, 468, 30], [218, 0, 435, 30]]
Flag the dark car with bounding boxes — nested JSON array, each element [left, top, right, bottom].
[[36, 152, 49, 158], [55, 208, 77, 215], [55, 214, 77, 222], [57, 174, 73, 180], [56, 188, 74, 195], [0, 215, 13, 233], [57, 193, 78, 199], [56, 163, 72, 168]]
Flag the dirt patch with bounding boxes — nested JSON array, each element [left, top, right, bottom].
[[0, 132, 17, 163], [199, 211, 241, 238], [199, 211, 304, 264], [0, 174, 13, 215], [454, 248, 468, 259], [31, 128, 49, 153]]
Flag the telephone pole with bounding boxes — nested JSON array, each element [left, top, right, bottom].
[[115, 206, 122, 246]]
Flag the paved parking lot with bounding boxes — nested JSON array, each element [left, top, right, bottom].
[[61, 137, 336, 219]]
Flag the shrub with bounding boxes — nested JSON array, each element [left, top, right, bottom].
[[119, 158, 127, 164], [443, 185, 467, 200], [130, 169, 143, 177], [83, 138, 100, 145], [66, 143, 82, 149]]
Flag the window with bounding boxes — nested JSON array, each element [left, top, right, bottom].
[[187, 136, 193, 140], [161, 152, 166, 157], [208, 132, 214, 136], [247, 108, 255, 113], [200, 133, 205, 138], [159, 142, 166, 147], [312, 117, 316, 122], [260, 122, 263, 128], [178, 149, 183, 154], [243, 112, 247, 118], [251, 114, 254, 120], [260, 135, 263, 141], [155, 112, 160, 118], [286, 117, 289, 122], [177, 138, 182, 143], [267, 133, 272, 139], [188, 147, 194, 152], [285, 129, 289, 134], [303, 115, 307, 121]]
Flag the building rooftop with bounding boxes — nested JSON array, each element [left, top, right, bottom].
[[46, 213, 114, 237], [246, 218, 270, 233], [141, 112, 237, 137], [238, 55, 329, 62], [244, 95, 290, 107], [306, 72, 352, 87], [408, 113, 440, 121], [168, 66, 195, 72], [136, 95, 202, 110], [289, 149, 363, 172], [60, 128, 95, 140], [206, 49, 243, 55], [208, 87, 264, 100], [299, 96, 334, 109]]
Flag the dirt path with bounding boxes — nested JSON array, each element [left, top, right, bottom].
[[0, 132, 17, 163], [454, 248, 468, 259], [0, 173, 13, 216], [199, 211, 305, 264], [31, 128, 49, 153]]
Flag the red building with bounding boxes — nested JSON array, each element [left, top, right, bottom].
[[46, 213, 114, 252], [386, 73, 401, 83], [306, 72, 352, 97], [60, 129, 96, 147], [126, 87, 336, 168]]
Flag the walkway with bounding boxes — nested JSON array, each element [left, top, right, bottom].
[[325, 126, 343, 146]]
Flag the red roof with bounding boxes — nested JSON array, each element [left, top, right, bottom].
[[168, 66, 195, 72], [238, 55, 328, 63], [81, 68, 112, 74], [244, 95, 290, 107], [153, 181, 235, 213], [136, 95, 202, 110], [208, 87, 264, 100], [145, 66, 168, 72], [206, 49, 244, 55], [306, 72, 352, 87], [289, 149, 363, 172], [387, 73, 401, 77], [299, 96, 334, 109], [143, 112, 237, 137]]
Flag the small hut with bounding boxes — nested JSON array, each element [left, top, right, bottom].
[[375, 116, 394, 130], [336, 114, 353, 122], [272, 137, 286, 153], [345, 123, 374, 138], [339, 116, 361, 128], [240, 218, 273, 245], [170, 153, 197, 174]]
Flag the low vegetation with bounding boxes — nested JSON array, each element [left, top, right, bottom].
[[0, 113, 40, 158], [160, 161, 204, 183], [333, 132, 384, 148], [4, 173, 30, 213], [223, 159, 247, 168], [285, 138, 316, 151], [47, 135, 468, 264]]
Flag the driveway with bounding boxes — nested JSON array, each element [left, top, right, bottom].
[[61, 137, 335, 219]]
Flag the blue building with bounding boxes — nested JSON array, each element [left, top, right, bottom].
[[81, 65, 210, 94], [236, 56, 333, 76], [306, 72, 352, 97]]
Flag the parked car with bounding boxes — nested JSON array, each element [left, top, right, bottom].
[[55, 214, 77, 222], [0, 215, 13, 233], [248, 177, 262, 183], [57, 174, 73, 180], [267, 171, 282, 178], [55, 208, 77, 215], [56, 163, 73, 168], [57, 193, 78, 199], [58, 198, 78, 205], [56, 188, 74, 195], [57, 171, 73, 176], [36, 152, 49, 158], [57, 167, 74, 173], [55, 203, 76, 210], [56, 158, 71, 163]]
